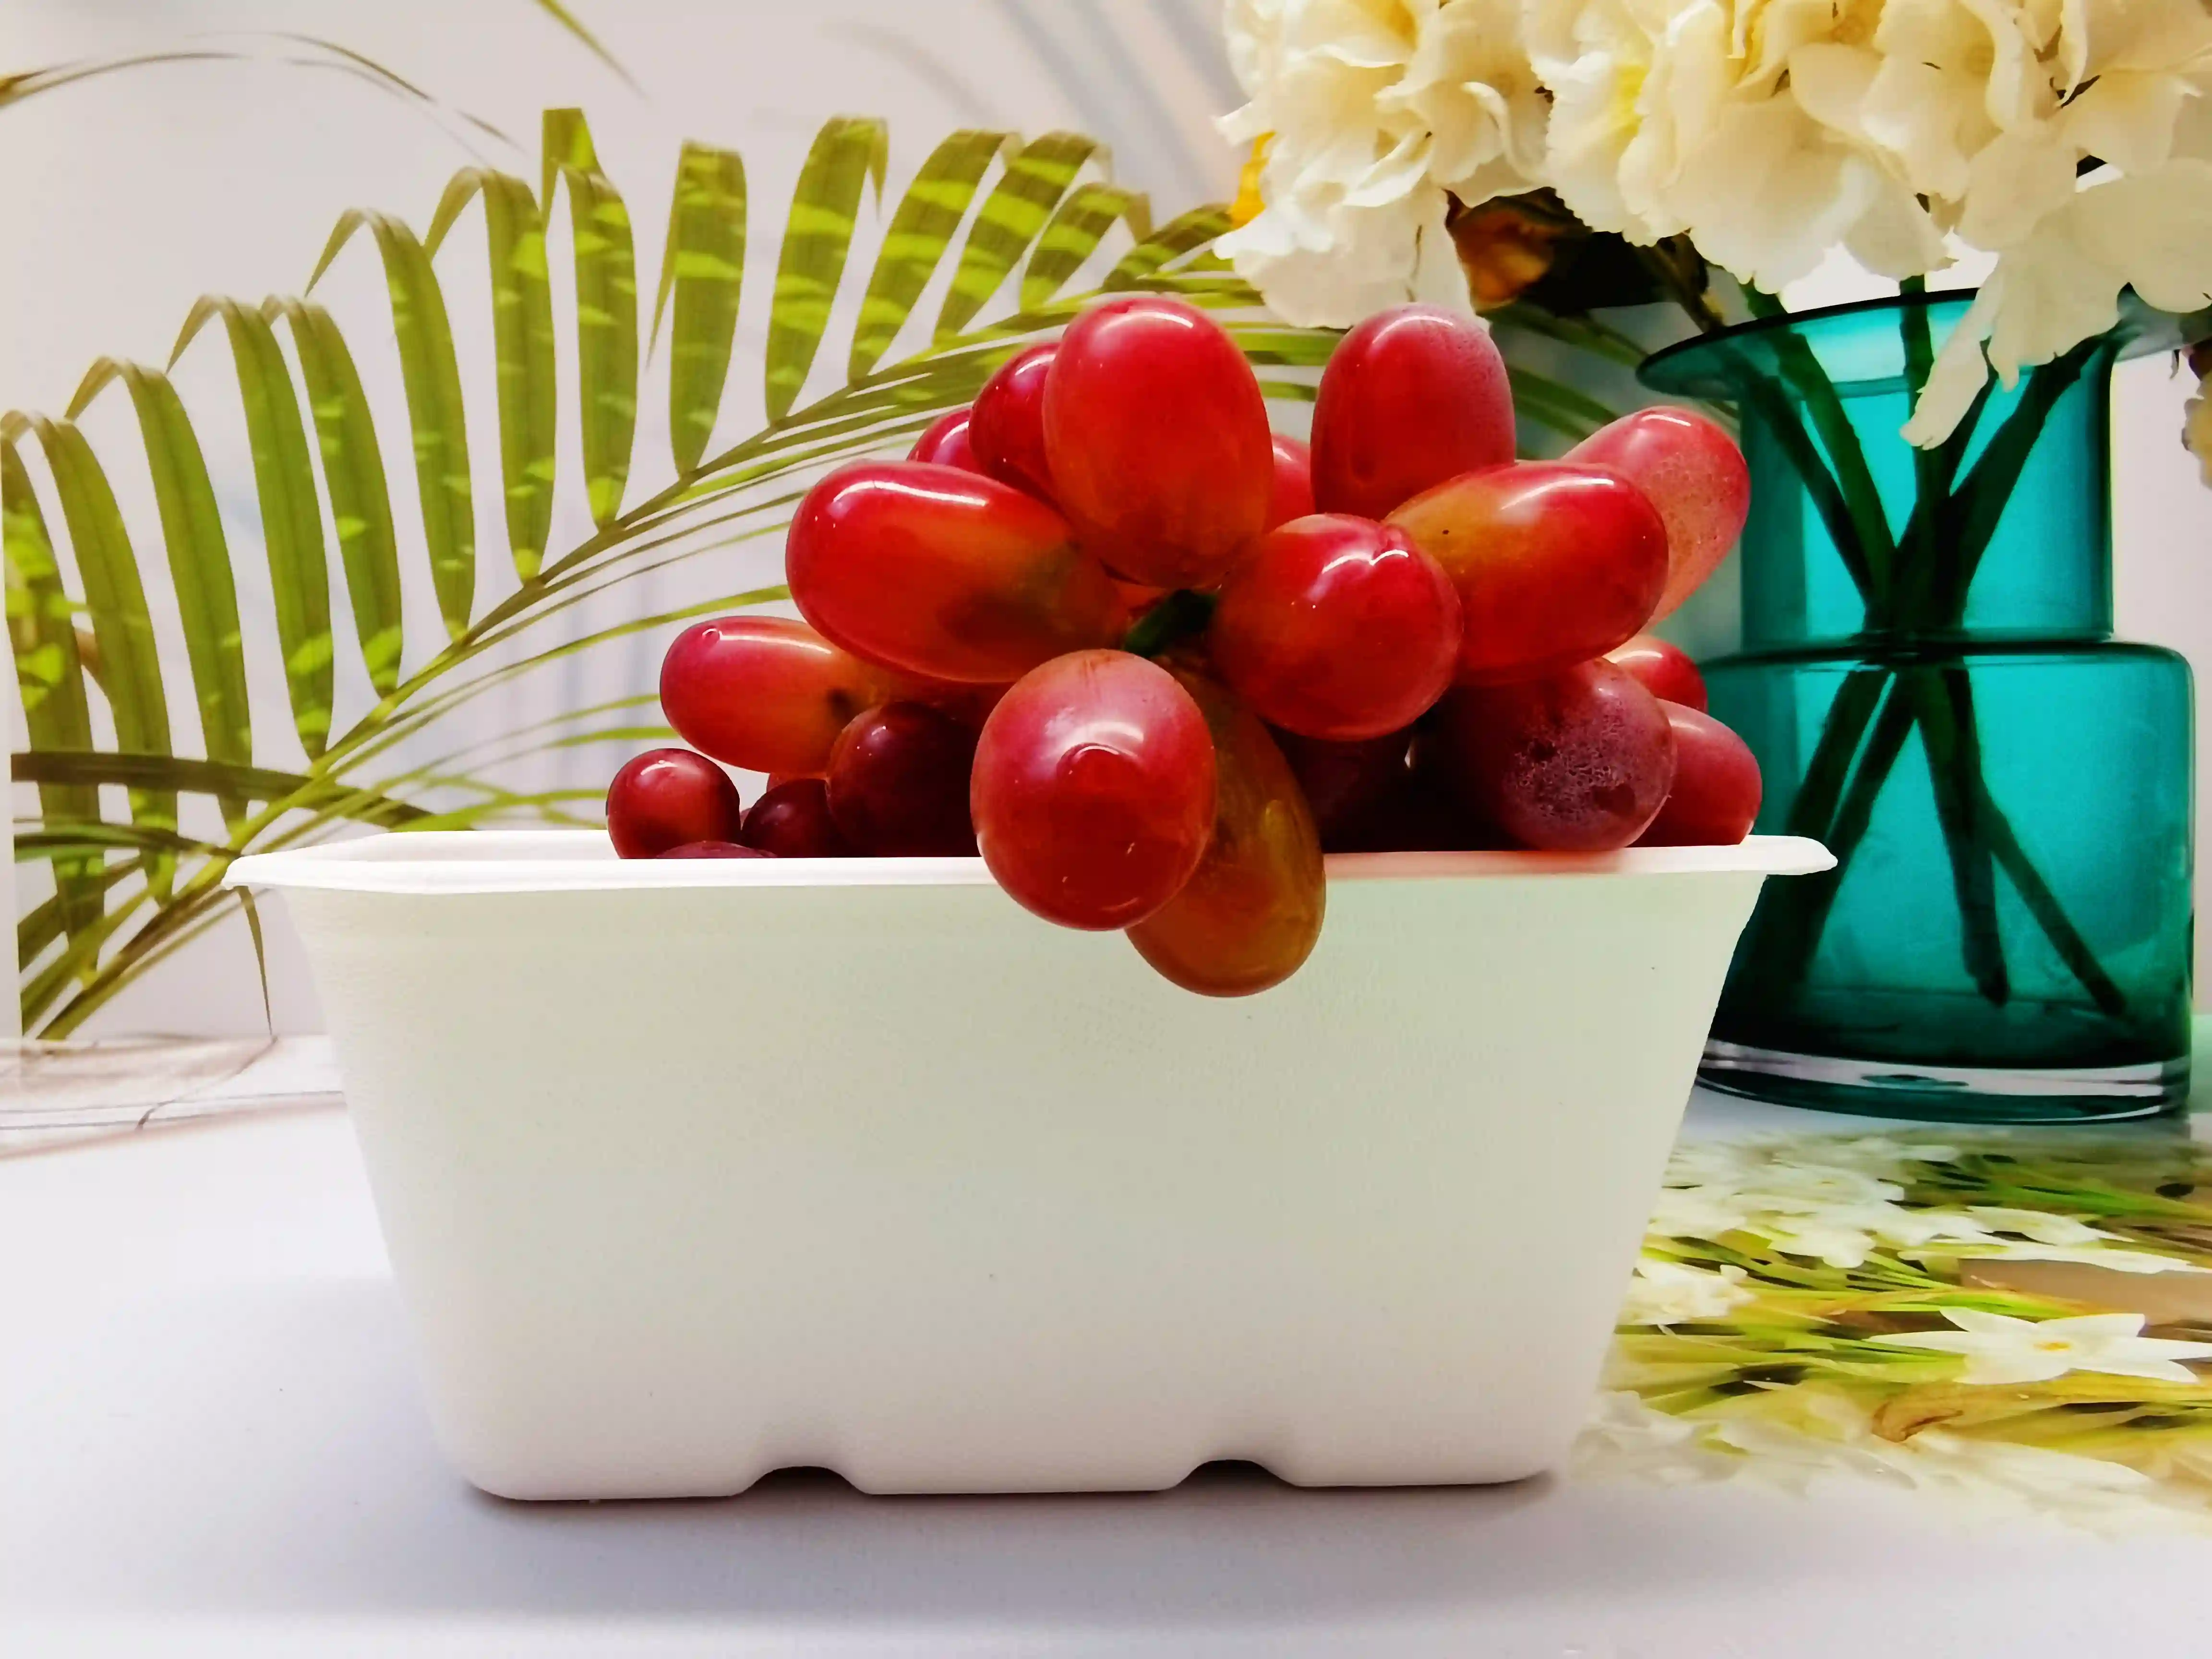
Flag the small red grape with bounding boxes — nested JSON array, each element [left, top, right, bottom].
[[1271, 727, 1412, 847], [972, 650, 1216, 929], [1267, 433, 1315, 529], [1044, 295, 1274, 589], [1311, 305, 1515, 519], [1389, 462, 1669, 684], [742, 777, 856, 857], [826, 701, 979, 855], [1208, 515, 1461, 739], [1637, 702, 1763, 846], [1606, 634, 1708, 711], [908, 406, 985, 473], [1434, 661, 1677, 852], [607, 748, 744, 859], [968, 343, 1057, 501], [1569, 408, 1749, 619]]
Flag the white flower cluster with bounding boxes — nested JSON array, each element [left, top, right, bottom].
[[1217, 0, 2212, 441]]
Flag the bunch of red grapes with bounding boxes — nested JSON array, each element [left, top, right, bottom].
[[606, 297, 1759, 996]]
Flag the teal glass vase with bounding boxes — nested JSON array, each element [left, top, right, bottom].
[[1642, 294, 2194, 1123]]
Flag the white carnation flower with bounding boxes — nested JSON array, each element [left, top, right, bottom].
[[1217, 0, 1550, 325]]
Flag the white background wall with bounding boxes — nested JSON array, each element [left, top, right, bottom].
[[5, 0, 2209, 1035]]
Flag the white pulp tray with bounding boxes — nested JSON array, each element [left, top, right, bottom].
[[230, 831, 1830, 1498]]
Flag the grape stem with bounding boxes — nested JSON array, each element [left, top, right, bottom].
[[1121, 589, 1217, 659]]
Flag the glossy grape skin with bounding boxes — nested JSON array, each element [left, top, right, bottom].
[[968, 343, 1058, 500], [1044, 296, 1274, 588], [788, 460, 1127, 684], [660, 841, 774, 858], [909, 407, 985, 473], [606, 748, 745, 859], [661, 616, 884, 777], [741, 777, 856, 857], [971, 651, 1216, 930], [826, 701, 980, 855], [1569, 407, 1749, 620], [1606, 633, 1708, 711], [1267, 433, 1315, 529], [1637, 702, 1762, 847], [1127, 669, 1324, 996], [1272, 727, 1412, 848], [1311, 305, 1515, 520], [1389, 462, 1669, 684], [1434, 661, 1677, 852], [1209, 515, 1462, 740]]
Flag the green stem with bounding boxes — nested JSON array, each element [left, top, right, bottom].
[[1120, 589, 1214, 659], [1976, 786, 2131, 1019], [1909, 668, 2009, 1004]]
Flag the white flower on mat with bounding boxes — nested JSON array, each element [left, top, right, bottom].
[[1881, 1310, 2212, 1385], [1573, 1391, 1732, 1486], [1622, 1257, 1755, 1323], [1914, 1242, 2212, 1275], [1965, 1207, 2111, 1247], [1217, 0, 1549, 324], [1648, 1183, 1756, 1241]]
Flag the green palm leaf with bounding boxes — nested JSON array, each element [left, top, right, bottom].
[[1105, 205, 1231, 290], [261, 297, 405, 695], [764, 116, 889, 422], [541, 109, 638, 525], [1022, 183, 1151, 310], [849, 129, 1012, 380], [172, 297, 337, 755], [311, 212, 475, 635], [934, 132, 1097, 341], [4, 437, 100, 957], [426, 169, 558, 578], [67, 360, 252, 831], [652, 142, 747, 475]]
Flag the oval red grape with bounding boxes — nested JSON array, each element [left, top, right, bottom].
[[1044, 295, 1273, 588], [1569, 407, 1749, 619], [1267, 433, 1315, 529], [661, 615, 884, 777], [741, 777, 856, 857], [968, 342, 1057, 501], [1209, 515, 1461, 740], [1434, 661, 1676, 852], [1389, 462, 1668, 684], [1606, 633, 1708, 711], [1127, 670, 1323, 996], [972, 650, 1216, 930], [1637, 702, 1762, 847], [1271, 727, 1411, 847], [826, 701, 979, 855], [788, 460, 1126, 684], [1311, 304, 1515, 519], [607, 748, 744, 859], [908, 406, 984, 473]]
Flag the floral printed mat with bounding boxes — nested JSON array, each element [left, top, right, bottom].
[[1576, 1126, 2212, 1533]]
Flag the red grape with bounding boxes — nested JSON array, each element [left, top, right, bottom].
[[787, 460, 1127, 684], [607, 748, 744, 859], [971, 651, 1216, 929], [1311, 305, 1515, 519], [1569, 408, 1749, 619], [1606, 634, 1708, 711], [1044, 296, 1273, 588], [968, 343, 1057, 500], [1434, 661, 1676, 851], [660, 841, 774, 858], [1271, 727, 1411, 847], [1637, 702, 1762, 846], [1267, 433, 1315, 529], [1208, 515, 1461, 739], [661, 615, 884, 777], [1127, 669, 1323, 996], [826, 701, 979, 855], [1389, 462, 1668, 684], [909, 407, 985, 473], [741, 777, 856, 857]]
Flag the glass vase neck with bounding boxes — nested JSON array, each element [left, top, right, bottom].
[[1642, 293, 2131, 650]]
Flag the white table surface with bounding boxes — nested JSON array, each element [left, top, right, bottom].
[[7, 1066, 2211, 1658]]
